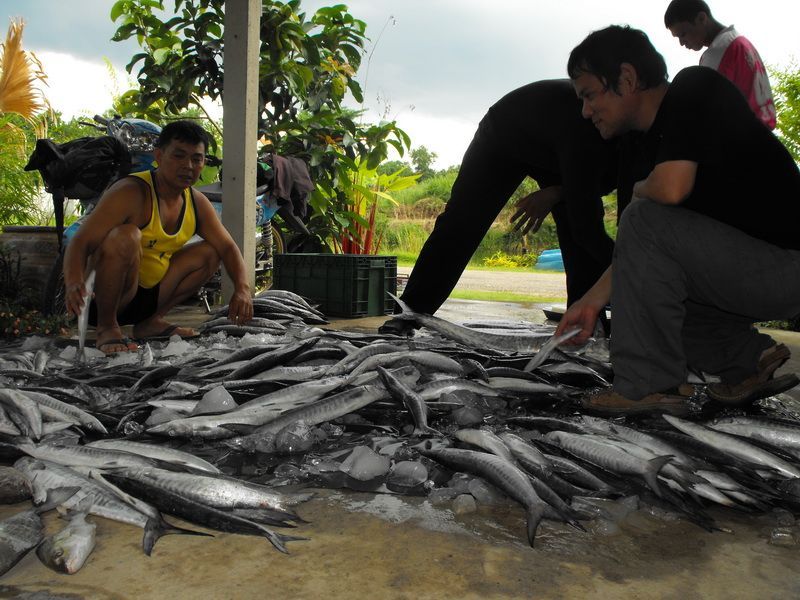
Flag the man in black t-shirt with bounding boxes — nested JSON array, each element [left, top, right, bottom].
[[557, 25, 800, 415], [380, 80, 619, 333]]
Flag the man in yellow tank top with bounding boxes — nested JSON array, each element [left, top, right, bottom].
[[62, 121, 253, 354]]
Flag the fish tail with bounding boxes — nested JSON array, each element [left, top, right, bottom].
[[387, 293, 416, 319], [644, 455, 674, 498], [525, 504, 545, 548], [258, 522, 308, 554], [142, 516, 213, 556]]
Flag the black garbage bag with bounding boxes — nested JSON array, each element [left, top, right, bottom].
[[24, 136, 131, 248]]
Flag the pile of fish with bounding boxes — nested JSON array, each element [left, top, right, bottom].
[[1, 288, 800, 577]]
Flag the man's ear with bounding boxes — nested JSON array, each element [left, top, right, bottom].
[[618, 63, 639, 93], [695, 11, 709, 27]]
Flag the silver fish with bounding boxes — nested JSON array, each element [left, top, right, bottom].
[[420, 447, 547, 547], [86, 439, 220, 474], [544, 430, 672, 496], [76, 269, 96, 363], [376, 366, 441, 436], [36, 509, 96, 574], [391, 294, 558, 354], [663, 415, 800, 479]]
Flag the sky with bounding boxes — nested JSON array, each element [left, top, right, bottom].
[[3, 0, 799, 168]]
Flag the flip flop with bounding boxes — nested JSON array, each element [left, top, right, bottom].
[[97, 337, 139, 355]]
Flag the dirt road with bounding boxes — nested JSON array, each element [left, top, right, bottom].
[[397, 265, 567, 298]]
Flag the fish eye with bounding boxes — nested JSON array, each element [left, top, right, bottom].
[[54, 549, 63, 558]]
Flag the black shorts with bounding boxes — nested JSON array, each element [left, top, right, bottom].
[[88, 283, 160, 326]]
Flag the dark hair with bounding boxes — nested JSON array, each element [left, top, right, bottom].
[[156, 120, 210, 152], [567, 25, 668, 93], [664, 0, 712, 27]]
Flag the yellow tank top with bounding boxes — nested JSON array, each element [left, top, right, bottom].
[[131, 170, 198, 289]]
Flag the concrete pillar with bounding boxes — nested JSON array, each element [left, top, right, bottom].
[[221, 0, 260, 300]]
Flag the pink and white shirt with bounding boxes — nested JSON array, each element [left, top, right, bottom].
[[700, 25, 776, 129]]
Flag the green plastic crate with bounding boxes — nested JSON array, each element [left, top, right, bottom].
[[273, 254, 397, 317]]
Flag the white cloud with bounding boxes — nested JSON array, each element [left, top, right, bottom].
[[35, 51, 127, 120]]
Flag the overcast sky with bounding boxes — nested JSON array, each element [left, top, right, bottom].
[[4, 0, 799, 168]]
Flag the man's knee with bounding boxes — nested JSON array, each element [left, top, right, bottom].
[[618, 200, 672, 244], [96, 224, 141, 264]]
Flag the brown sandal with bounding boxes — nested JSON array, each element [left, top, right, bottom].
[[707, 344, 797, 405], [581, 388, 691, 417]]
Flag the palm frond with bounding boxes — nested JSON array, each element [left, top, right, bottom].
[[0, 20, 48, 120]]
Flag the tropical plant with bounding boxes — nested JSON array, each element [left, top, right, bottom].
[[771, 62, 800, 162], [410, 145, 438, 180], [109, 0, 411, 249], [0, 19, 51, 226], [333, 159, 419, 254]]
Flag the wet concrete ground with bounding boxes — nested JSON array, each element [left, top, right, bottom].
[[2, 298, 800, 598]]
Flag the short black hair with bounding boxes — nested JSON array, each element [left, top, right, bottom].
[[664, 0, 712, 27], [156, 120, 210, 152], [567, 25, 668, 93]]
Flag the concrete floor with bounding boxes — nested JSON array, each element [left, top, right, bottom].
[[3, 298, 800, 598]]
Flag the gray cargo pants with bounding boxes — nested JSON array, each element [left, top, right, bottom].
[[611, 200, 800, 400]]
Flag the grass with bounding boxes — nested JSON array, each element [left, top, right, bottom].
[[447, 289, 565, 303]]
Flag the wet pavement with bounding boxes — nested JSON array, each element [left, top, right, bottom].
[[2, 298, 800, 598]]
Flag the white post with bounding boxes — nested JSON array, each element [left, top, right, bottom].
[[221, 0, 260, 301]]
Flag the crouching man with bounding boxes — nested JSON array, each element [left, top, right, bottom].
[[63, 120, 253, 354], [557, 25, 800, 415]]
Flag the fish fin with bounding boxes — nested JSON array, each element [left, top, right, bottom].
[[36, 486, 81, 513], [644, 455, 674, 498], [219, 423, 258, 435], [142, 516, 213, 556], [525, 504, 545, 548]]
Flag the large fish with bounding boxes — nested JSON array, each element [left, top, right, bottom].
[[663, 415, 800, 479], [14, 458, 206, 555], [390, 294, 566, 355], [419, 446, 547, 547]]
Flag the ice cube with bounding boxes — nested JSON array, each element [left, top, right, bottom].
[[339, 446, 390, 481], [192, 385, 237, 416], [275, 420, 315, 455], [452, 493, 477, 515], [468, 478, 505, 505], [388, 461, 428, 488]]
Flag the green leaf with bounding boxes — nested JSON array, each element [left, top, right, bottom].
[[110, 0, 127, 22]]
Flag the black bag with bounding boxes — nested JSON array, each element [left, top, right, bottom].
[[25, 135, 132, 248]]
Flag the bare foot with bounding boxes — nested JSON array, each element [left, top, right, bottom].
[[96, 327, 139, 355], [132, 316, 198, 339]]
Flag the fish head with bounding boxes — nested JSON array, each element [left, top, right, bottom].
[[146, 421, 185, 438]]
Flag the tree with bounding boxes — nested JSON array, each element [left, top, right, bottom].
[[109, 0, 411, 250], [772, 63, 800, 162], [410, 145, 437, 180], [377, 159, 410, 176]]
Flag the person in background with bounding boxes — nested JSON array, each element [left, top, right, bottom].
[[664, 0, 776, 129], [558, 25, 799, 415], [63, 120, 253, 354], [380, 80, 619, 334]]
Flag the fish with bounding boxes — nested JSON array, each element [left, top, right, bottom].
[[104, 472, 306, 554], [376, 366, 441, 436], [0, 486, 79, 576], [14, 457, 206, 555], [86, 439, 221, 474], [544, 430, 673, 497], [0, 387, 43, 440], [76, 269, 96, 363], [390, 294, 561, 355], [663, 415, 800, 480], [36, 508, 96, 574], [0, 466, 32, 504], [419, 446, 547, 547], [19, 389, 107, 434]]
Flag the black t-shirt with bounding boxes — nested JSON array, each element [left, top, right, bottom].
[[483, 79, 619, 202], [621, 66, 800, 250]]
